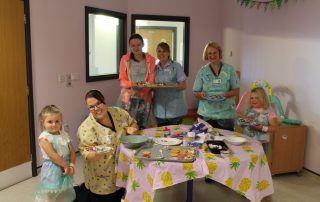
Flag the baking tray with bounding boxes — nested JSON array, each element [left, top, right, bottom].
[[135, 144, 197, 163], [136, 82, 178, 89]]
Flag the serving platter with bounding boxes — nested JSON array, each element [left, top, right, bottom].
[[225, 136, 247, 146], [154, 137, 182, 146], [93, 145, 112, 153], [135, 144, 197, 163], [205, 94, 225, 102], [237, 117, 259, 126], [136, 82, 178, 88]]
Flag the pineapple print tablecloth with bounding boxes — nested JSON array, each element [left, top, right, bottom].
[[116, 125, 274, 202]]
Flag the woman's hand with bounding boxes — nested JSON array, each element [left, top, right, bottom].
[[194, 91, 206, 100], [126, 126, 139, 135], [85, 145, 114, 161], [224, 88, 239, 98], [131, 81, 137, 88], [177, 80, 186, 90], [223, 92, 231, 98]]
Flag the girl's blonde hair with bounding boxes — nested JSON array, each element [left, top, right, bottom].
[[39, 105, 62, 131], [250, 87, 270, 109], [202, 41, 223, 61]]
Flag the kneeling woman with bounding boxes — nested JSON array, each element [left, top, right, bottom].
[[78, 90, 138, 202]]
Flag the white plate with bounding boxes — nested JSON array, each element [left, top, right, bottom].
[[154, 138, 182, 146], [205, 94, 225, 102], [214, 136, 226, 141], [226, 136, 247, 145]]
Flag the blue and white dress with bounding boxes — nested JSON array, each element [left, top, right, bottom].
[[242, 108, 275, 142], [34, 130, 75, 202]]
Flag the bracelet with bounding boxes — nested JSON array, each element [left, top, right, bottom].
[[69, 163, 75, 168], [262, 126, 269, 132]]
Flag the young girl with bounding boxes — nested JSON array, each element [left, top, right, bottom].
[[241, 87, 278, 153], [34, 105, 76, 202]]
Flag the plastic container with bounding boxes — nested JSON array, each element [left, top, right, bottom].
[[187, 131, 196, 142]]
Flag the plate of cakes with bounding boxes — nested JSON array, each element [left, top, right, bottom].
[[136, 81, 178, 88], [135, 144, 197, 163], [205, 94, 226, 102], [154, 137, 182, 146]]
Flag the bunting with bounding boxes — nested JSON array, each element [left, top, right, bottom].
[[237, 0, 289, 11]]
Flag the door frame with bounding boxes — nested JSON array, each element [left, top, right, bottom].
[[24, 0, 37, 177], [136, 26, 177, 61]]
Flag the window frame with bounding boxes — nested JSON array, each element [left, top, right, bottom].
[[85, 6, 127, 82], [131, 14, 190, 76]]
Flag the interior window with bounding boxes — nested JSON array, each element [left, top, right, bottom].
[[85, 6, 126, 82], [132, 14, 190, 76]]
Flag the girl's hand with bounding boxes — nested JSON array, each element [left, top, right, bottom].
[[68, 166, 75, 176], [86, 149, 112, 161], [62, 166, 71, 176], [253, 124, 263, 131], [237, 112, 245, 118]]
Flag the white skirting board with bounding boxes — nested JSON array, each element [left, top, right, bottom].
[[0, 161, 32, 190]]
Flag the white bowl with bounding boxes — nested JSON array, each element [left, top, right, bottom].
[[226, 136, 247, 145]]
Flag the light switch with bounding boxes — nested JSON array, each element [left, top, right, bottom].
[[70, 73, 80, 81], [58, 74, 66, 83]]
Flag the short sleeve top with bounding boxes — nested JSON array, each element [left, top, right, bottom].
[[193, 62, 240, 119], [39, 130, 71, 160]]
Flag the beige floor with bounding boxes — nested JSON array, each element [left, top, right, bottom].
[[1, 156, 320, 202]]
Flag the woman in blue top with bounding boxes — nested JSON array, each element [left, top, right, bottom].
[[153, 42, 187, 126], [193, 41, 240, 131]]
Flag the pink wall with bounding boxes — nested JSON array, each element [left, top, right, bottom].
[[30, 0, 320, 174], [30, 0, 128, 166], [30, 0, 223, 166], [221, 0, 320, 174]]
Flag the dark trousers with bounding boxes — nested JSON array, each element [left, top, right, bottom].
[[87, 188, 125, 202], [156, 116, 183, 127], [201, 117, 235, 131], [74, 183, 125, 202]]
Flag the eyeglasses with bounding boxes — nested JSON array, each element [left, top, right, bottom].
[[88, 102, 103, 111]]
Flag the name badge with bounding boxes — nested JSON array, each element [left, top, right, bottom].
[[106, 135, 112, 144], [213, 79, 221, 84], [164, 68, 171, 74]]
